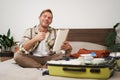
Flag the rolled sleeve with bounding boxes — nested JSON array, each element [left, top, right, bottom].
[[19, 28, 34, 53]]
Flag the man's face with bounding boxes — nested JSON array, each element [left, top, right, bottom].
[[39, 12, 53, 28]]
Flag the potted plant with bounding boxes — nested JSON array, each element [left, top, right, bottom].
[[105, 23, 120, 54], [0, 28, 14, 61]]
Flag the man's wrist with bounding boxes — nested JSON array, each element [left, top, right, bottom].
[[20, 47, 29, 54]]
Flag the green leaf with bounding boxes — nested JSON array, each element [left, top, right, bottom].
[[7, 28, 10, 38], [0, 45, 1, 48], [105, 31, 116, 47], [108, 43, 120, 52]]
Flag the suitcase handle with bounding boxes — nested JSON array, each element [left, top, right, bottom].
[[63, 67, 86, 72], [90, 68, 100, 73]]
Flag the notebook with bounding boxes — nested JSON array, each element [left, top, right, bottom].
[[52, 29, 69, 52]]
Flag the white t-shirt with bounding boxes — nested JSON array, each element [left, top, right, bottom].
[[33, 32, 49, 57]]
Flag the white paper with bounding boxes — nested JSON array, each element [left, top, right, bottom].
[[52, 29, 69, 52]]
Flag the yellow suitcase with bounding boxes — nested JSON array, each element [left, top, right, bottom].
[[47, 58, 116, 79]]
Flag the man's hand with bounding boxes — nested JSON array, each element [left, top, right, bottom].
[[34, 32, 46, 42], [61, 41, 72, 51]]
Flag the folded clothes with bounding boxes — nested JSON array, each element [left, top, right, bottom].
[[71, 48, 110, 58]]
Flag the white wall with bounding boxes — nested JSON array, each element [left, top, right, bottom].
[[0, 0, 120, 41]]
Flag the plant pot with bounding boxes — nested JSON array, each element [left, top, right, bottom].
[[0, 51, 14, 61]]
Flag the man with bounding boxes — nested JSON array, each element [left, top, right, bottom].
[[14, 9, 72, 68]]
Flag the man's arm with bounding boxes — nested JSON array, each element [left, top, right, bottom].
[[23, 31, 46, 51]]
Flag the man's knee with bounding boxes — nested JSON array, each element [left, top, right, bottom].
[[13, 51, 42, 68], [14, 51, 24, 62]]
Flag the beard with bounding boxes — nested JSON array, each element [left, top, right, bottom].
[[40, 21, 51, 28]]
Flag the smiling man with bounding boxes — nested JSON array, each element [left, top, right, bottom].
[[14, 9, 72, 68]]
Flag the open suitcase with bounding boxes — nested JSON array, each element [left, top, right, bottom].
[[47, 57, 117, 79]]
